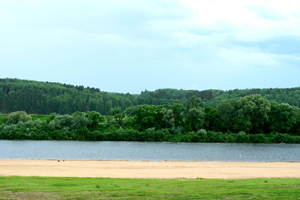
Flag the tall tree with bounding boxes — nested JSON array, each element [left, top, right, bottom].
[[185, 96, 205, 131], [203, 106, 221, 131], [267, 101, 300, 133]]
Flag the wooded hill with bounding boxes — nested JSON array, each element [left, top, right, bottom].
[[1, 78, 300, 115]]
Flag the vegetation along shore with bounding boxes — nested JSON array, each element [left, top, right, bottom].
[[1, 78, 300, 143]]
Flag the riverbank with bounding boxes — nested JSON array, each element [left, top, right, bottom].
[[1, 159, 299, 179]]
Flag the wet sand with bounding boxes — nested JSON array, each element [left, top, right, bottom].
[[0, 159, 299, 179]]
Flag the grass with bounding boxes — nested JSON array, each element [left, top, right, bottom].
[[0, 114, 50, 123], [30, 114, 50, 122], [0, 114, 8, 124], [0, 177, 299, 199]]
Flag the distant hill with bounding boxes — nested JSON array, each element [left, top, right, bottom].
[[136, 87, 300, 108], [0, 78, 136, 115], [1, 78, 300, 114]]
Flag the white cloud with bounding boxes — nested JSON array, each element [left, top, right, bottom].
[[0, 0, 300, 93], [178, 0, 300, 43]]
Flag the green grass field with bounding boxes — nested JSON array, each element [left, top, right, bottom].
[[0, 114, 50, 123], [30, 114, 50, 122], [0, 177, 299, 199]]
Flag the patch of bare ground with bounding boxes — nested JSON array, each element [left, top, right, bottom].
[[0, 191, 60, 200], [0, 159, 300, 179]]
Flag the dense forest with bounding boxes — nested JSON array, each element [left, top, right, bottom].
[[1, 78, 300, 115], [0, 78, 300, 143]]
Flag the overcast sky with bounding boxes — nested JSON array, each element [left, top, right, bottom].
[[1, 0, 300, 94]]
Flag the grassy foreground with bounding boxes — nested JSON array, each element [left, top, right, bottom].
[[0, 177, 299, 199]]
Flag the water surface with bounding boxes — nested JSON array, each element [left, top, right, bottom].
[[0, 140, 299, 162]]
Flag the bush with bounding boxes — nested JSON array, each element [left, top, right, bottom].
[[6, 111, 32, 125], [235, 131, 249, 143], [272, 133, 297, 143], [152, 129, 170, 141], [250, 134, 267, 143], [197, 129, 208, 142], [169, 126, 184, 135], [207, 131, 225, 142], [181, 131, 198, 142]]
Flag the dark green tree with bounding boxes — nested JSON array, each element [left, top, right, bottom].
[[109, 107, 124, 125], [185, 96, 205, 131], [267, 102, 300, 133], [85, 111, 105, 131], [129, 105, 164, 131], [170, 100, 185, 127], [203, 106, 221, 131]]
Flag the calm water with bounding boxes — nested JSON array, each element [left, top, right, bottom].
[[0, 140, 299, 162]]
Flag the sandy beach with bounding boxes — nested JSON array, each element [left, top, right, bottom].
[[0, 159, 299, 179]]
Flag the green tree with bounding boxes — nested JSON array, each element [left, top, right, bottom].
[[6, 111, 32, 125], [235, 94, 271, 133], [203, 106, 221, 131], [170, 100, 185, 127], [109, 107, 124, 126], [85, 111, 105, 131], [185, 96, 205, 131], [71, 115, 92, 130], [130, 105, 164, 131], [161, 108, 175, 128], [218, 95, 271, 133], [267, 101, 300, 133], [217, 99, 238, 132]]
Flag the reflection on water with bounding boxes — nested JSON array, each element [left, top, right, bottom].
[[0, 140, 299, 162]]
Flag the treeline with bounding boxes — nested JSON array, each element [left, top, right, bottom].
[[0, 94, 300, 143], [0, 78, 136, 115], [1, 78, 300, 115], [138, 87, 300, 108]]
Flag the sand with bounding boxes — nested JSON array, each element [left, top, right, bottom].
[[0, 159, 299, 179]]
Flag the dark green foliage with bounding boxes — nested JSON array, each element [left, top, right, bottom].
[[170, 100, 185, 127], [203, 106, 220, 131], [181, 131, 199, 142], [128, 105, 164, 131], [218, 95, 271, 133], [0, 78, 136, 115], [85, 111, 104, 131], [267, 101, 300, 133], [272, 133, 298, 143], [182, 130, 225, 143], [207, 131, 225, 142], [235, 131, 250, 143], [185, 96, 205, 131], [2, 78, 300, 117], [109, 107, 124, 126], [1, 78, 300, 143], [250, 134, 267, 143]]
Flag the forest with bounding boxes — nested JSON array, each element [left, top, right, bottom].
[[1, 78, 300, 115], [0, 78, 300, 143]]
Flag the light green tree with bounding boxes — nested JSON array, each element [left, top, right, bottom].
[[6, 111, 32, 125]]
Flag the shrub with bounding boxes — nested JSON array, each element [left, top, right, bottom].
[[181, 131, 200, 142], [272, 133, 297, 143], [6, 111, 32, 125], [207, 131, 225, 143], [197, 129, 208, 142], [235, 131, 249, 143], [250, 134, 267, 143]]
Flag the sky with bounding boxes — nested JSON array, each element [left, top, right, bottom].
[[1, 0, 300, 94]]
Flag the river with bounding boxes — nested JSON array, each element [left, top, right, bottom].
[[0, 140, 299, 162]]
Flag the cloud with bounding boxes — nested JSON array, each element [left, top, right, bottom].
[[0, 0, 300, 93], [178, 0, 300, 42]]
